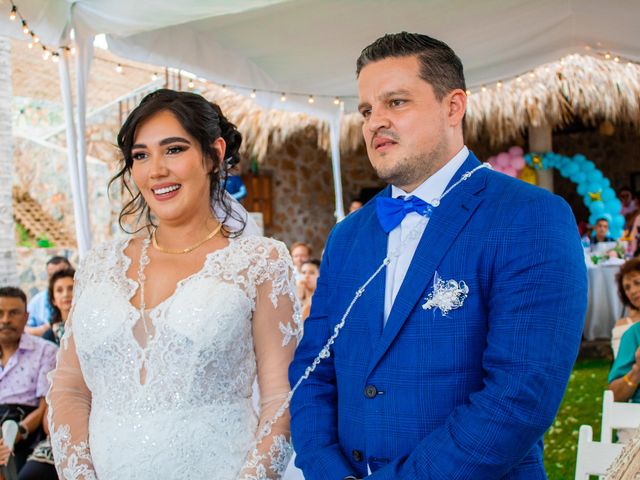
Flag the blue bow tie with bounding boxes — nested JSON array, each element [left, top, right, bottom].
[[376, 195, 434, 233]]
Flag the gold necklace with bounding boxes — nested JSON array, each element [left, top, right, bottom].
[[151, 223, 223, 254]]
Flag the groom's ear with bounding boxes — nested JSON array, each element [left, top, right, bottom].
[[445, 89, 467, 128]]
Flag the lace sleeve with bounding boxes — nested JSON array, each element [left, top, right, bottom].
[[239, 241, 301, 479], [47, 256, 97, 480]]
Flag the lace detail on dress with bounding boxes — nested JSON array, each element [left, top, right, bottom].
[[49, 424, 97, 480], [47, 236, 299, 479], [240, 434, 294, 479]]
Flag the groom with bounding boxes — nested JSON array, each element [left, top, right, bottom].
[[289, 32, 587, 479]]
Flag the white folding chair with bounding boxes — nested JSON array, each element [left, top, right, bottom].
[[575, 425, 624, 480], [601, 389, 640, 443]]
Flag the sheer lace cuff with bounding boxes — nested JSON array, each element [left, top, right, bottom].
[[47, 322, 97, 480]]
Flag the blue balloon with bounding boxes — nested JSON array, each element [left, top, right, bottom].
[[587, 171, 604, 184], [566, 164, 580, 176], [573, 154, 587, 163], [586, 183, 601, 195], [590, 201, 605, 215], [574, 172, 587, 184], [602, 178, 611, 188], [601, 189, 616, 202], [577, 184, 588, 196], [612, 215, 625, 229], [583, 162, 596, 172], [606, 199, 622, 212]]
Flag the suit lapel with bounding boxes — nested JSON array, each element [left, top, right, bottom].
[[366, 153, 487, 376], [352, 186, 390, 347]]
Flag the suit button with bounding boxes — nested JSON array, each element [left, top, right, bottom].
[[352, 449, 363, 462], [364, 385, 377, 398]]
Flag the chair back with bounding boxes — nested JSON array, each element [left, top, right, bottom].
[[601, 390, 640, 443], [575, 425, 624, 479]]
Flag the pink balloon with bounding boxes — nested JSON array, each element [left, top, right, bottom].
[[503, 166, 517, 177], [509, 146, 524, 157], [496, 152, 510, 167], [512, 156, 526, 170]]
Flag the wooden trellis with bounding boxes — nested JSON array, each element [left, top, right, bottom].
[[12, 187, 76, 247]]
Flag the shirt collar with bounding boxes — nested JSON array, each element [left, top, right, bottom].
[[391, 146, 469, 203], [18, 333, 37, 351]]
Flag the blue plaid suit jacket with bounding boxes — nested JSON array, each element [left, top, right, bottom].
[[289, 152, 587, 479]]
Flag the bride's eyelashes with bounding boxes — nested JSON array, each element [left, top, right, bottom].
[[131, 145, 189, 161]]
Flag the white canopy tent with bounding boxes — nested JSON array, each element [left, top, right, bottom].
[[1, 0, 639, 256]]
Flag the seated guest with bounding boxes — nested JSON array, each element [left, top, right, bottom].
[[17, 403, 57, 480], [297, 259, 320, 322], [25, 257, 72, 337], [290, 242, 311, 282], [592, 217, 616, 245], [613, 259, 640, 358], [608, 319, 640, 443], [0, 287, 58, 472], [42, 269, 75, 346], [348, 198, 363, 214]]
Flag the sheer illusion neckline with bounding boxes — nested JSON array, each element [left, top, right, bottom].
[[118, 235, 238, 313]]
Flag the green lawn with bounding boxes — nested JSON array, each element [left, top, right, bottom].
[[544, 358, 612, 479]]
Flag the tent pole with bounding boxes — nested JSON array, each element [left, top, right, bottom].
[[329, 114, 345, 221], [58, 48, 89, 256]]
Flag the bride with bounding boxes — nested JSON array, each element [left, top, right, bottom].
[[47, 89, 301, 479]]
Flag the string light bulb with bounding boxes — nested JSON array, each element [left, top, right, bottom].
[[481, 85, 487, 92], [333, 96, 340, 105], [151, 72, 158, 81], [27, 42, 33, 49], [496, 81, 503, 88], [42, 50, 50, 61], [33, 34, 39, 44], [250, 89, 256, 98], [22, 20, 29, 34], [308, 95, 315, 104], [280, 93, 287, 102], [188, 80, 195, 89], [9, 5, 16, 20], [528, 71, 535, 78], [115, 64, 123, 74], [465, 89, 471, 96], [221, 84, 227, 93], [614, 56, 620, 63], [51, 53, 59, 63], [605, 52, 611, 59]]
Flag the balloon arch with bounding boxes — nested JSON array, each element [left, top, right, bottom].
[[523, 152, 624, 239]]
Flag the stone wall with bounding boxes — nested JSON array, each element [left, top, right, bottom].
[[259, 127, 336, 257]]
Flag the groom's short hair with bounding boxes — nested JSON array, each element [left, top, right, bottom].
[[356, 32, 466, 101]]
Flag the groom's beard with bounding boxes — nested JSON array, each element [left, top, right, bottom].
[[371, 134, 449, 191]]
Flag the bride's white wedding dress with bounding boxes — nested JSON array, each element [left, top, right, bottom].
[[47, 235, 301, 479]]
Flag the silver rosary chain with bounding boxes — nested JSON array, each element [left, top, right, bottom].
[[255, 163, 492, 444]]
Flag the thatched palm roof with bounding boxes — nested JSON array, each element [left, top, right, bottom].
[[13, 36, 640, 159]]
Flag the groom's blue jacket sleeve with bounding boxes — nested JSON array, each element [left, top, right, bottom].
[[289, 187, 587, 479]]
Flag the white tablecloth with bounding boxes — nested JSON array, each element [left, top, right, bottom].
[[584, 262, 624, 340]]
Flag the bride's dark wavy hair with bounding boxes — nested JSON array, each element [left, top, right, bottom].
[[109, 89, 245, 236]]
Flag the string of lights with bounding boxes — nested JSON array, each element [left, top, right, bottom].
[[8, 0, 73, 62], [8, 1, 639, 104]]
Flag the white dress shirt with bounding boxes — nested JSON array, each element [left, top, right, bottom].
[[383, 146, 469, 325]]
